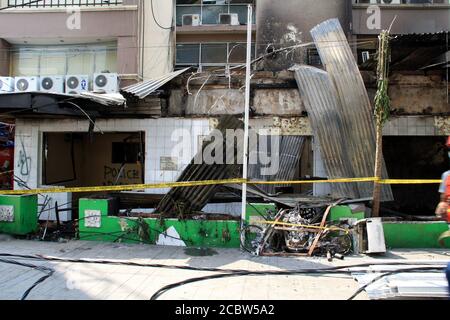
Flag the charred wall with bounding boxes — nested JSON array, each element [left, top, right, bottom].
[[255, 0, 351, 71], [384, 136, 449, 215]]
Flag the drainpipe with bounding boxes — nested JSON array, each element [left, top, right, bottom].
[[241, 4, 253, 248]]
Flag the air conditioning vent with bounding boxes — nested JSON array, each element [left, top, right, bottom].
[[182, 14, 200, 26], [93, 73, 119, 93], [361, 51, 371, 63], [0, 77, 14, 94], [219, 13, 240, 26], [15, 77, 39, 92], [40, 76, 64, 93], [65, 75, 89, 94]]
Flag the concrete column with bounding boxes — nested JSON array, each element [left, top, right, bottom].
[[117, 36, 139, 87], [0, 39, 11, 76]]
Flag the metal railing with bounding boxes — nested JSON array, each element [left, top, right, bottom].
[[6, 0, 123, 8], [353, 0, 449, 4]]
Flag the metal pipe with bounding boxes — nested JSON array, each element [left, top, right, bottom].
[[241, 4, 253, 248]]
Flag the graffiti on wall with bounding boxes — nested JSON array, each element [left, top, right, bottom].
[[103, 165, 142, 186]]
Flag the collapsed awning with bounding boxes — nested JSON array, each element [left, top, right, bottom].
[[0, 91, 126, 118], [121, 68, 191, 100]]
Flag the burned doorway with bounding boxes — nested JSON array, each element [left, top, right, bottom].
[[383, 136, 448, 215], [42, 132, 145, 188]]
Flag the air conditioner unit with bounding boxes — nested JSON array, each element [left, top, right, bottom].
[[93, 73, 119, 93], [369, 0, 401, 4], [40, 76, 65, 94], [15, 76, 39, 92], [219, 13, 240, 26], [354, 218, 386, 254], [361, 51, 371, 63], [182, 14, 201, 26], [65, 75, 89, 94], [0, 77, 14, 94]]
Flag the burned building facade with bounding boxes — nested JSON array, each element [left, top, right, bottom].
[[0, 0, 448, 223]]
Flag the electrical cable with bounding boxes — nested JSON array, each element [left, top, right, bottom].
[[1, 252, 446, 277], [0, 257, 55, 300], [2, 252, 444, 300], [149, 266, 445, 300], [150, 0, 173, 30], [0, 253, 444, 300]]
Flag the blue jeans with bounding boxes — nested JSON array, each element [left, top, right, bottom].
[[447, 263, 450, 298]]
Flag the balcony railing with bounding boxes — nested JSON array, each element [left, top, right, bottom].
[[354, 0, 449, 4], [6, 0, 123, 9]]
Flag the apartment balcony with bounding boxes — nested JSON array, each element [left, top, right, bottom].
[[176, 1, 256, 37], [0, 0, 138, 41], [0, 0, 139, 80], [352, 0, 450, 35], [2, 0, 126, 9]]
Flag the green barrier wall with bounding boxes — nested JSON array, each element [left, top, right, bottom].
[[0, 195, 38, 235], [383, 222, 450, 249], [79, 199, 241, 248], [79, 199, 450, 249], [329, 206, 365, 221]]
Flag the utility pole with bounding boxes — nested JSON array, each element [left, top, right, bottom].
[[241, 4, 253, 247], [372, 29, 391, 217]]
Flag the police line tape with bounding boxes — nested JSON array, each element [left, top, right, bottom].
[[0, 177, 443, 196]]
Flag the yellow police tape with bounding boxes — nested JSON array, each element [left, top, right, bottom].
[[0, 177, 442, 196]]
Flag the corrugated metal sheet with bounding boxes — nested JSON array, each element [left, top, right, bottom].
[[78, 92, 126, 106], [294, 66, 360, 199], [121, 68, 190, 100], [248, 136, 305, 195], [156, 115, 243, 216], [310, 19, 393, 201]]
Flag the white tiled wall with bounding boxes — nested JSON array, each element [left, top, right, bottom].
[[383, 116, 438, 136], [14, 118, 211, 220], [312, 137, 332, 197], [15, 116, 444, 217]]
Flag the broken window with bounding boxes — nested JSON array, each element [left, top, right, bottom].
[[307, 49, 322, 66], [42, 132, 145, 188], [112, 142, 141, 164]]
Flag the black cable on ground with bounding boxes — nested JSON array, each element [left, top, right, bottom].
[[0, 253, 446, 274], [149, 266, 445, 300], [0, 253, 445, 300], [0, 257, 55, 300], [0, 253, 447, 275]]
